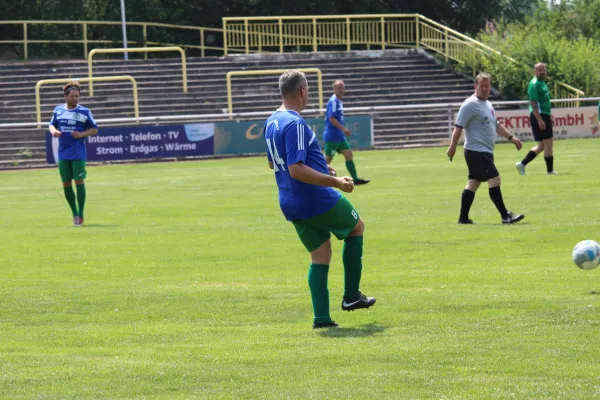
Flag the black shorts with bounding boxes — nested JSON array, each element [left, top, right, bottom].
[[464, 149, 499, 182], [530, 113, 553, 141]]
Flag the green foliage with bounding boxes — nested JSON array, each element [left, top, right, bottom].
[[476, 0, 600, 98]]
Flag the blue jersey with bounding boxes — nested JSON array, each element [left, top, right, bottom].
[[264, 109, 341, 221], [324, 95, 345, 142], [50, 104, 97, 161]]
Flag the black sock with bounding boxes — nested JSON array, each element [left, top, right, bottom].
[[489, 186, 508, 217], [521, 150, 537, 166], [459, 189, 476, 221], [544, 156, 554, 172]]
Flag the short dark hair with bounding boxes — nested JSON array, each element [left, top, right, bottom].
[[475, 72, 492, 84], [279, 71, 307, 98], [63, 81, 81, 95]]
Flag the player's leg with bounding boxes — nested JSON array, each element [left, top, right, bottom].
[[293, 220, 337, 328], [487, 161, 524, 224], [323, 142, 336, 165], [58, 160, 79, 225], [460, 150, 482, 224], [541, 115, 555, 174], [516, 114, 544, 175], [322, 196, 375, 311], [340, 143, 370, 185], [543, 138, 555, 174], [72, 161, 87, 225]]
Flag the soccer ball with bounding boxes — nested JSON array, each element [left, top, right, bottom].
[[572, 240, 600, 270]]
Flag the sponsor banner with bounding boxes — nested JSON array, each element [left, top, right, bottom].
[[496, 106, 600, 140], [214, 116, 373, 155], [46, 124, 215, 163], [453, 106, 599, 143]]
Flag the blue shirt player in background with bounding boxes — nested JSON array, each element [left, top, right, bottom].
[[49, 81, 98, 227], [323, 80, 370, 185], [264, 71, 376, 329]]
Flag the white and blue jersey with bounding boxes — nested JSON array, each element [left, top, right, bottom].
[[265, 109, 341, 221], [50, 104, 97, 161], [324, 95, 345, 142]]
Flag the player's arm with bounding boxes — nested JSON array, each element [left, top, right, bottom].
[[286, 122, 353, 192], [268, 161, 274, 170], [49, 112, 61, 137], [72, 111, 99, 139], [328, 116, 350, 136], [446, 102, 472, 160], [528, 83, 545, 130], [72, 128, 98, 139], [496, 123, 522, 150], [289, 163, 353, 192]]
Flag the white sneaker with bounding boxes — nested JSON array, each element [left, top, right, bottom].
[[516, 162, 526, 176], [547, 171, 558, 175]]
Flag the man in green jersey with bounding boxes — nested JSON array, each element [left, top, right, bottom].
[[516, 63, 557, 175]]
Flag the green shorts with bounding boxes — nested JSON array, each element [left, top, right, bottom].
[[292, 196, 360, 252], [58, 160, 87, 182], [324, 140, 351, 157]]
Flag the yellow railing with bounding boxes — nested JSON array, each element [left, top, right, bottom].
[[0, 20, 224, 59], [554, 82, 585, 108], [226, 68, 323, 118], [222, 14, 584, 101], [87, 46, 187, 96], [36, 75, 139, 127]]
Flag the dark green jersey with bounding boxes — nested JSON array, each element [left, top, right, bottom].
[[527, 77, 551, 115]]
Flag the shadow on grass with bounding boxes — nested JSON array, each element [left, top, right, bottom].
[[80, 224, 120, 228], [316, 323, 386, 338], [589, 291, 600, 295]]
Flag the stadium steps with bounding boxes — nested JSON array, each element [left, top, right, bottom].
[[0, 49, 497, 167]]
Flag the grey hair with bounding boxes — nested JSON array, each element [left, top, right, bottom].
[[475, 72, 492, 84], [279, 70, 307, 98]]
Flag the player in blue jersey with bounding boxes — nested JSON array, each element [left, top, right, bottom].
[[265, 71, 376, 329], [323, 80, 370, 185], [48, 81, 98, 227]]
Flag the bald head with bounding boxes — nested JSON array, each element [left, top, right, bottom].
[[333, 80, 345, 99], [534, 63, 547, 80]]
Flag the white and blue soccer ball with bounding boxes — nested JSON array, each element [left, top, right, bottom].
[[572, 240, 600, 270]]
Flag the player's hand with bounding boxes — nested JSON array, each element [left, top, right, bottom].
[[511, 137, 523, 150], [446, 144, 457, 161], [343, 128, 351, 136], [328, 165, 337, 177], [71, 131, 82, 139], [51, 129, 62, 137], [538, 119, 546, 131], [336, 176, 354, 193]]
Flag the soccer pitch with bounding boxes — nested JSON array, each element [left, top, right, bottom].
[[2, 139, 600, 399]]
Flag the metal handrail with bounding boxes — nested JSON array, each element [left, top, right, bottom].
[[87, 46, 187, 96], [226, 68, 323, 117], [35, 75, 139, 127]]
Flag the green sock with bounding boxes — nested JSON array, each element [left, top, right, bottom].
[[76, 183, 86, 218], [308, 264, 331, 324], [63, 186, 78, 217], [345, 160, 359, 180], [343, 236, 363, 300]]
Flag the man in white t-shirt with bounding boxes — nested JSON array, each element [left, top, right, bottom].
[[446, 72, 525, 225]]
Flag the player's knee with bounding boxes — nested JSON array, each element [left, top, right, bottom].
[[350, 218, 365, 236], [75, 180, 85, 185], [488, 176, 501, 187], [311, 240, 332, 264], [344, 151, 353, 161], [62, 181, 72, 187]]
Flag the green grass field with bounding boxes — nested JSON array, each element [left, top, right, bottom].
[[2, 139, 600, 399]]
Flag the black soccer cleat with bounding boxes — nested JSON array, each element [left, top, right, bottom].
[[502, 211, 525, 224], [354, 179, 371, 185], [458, 219, 475, 224], [341, 292, 376, 311], [312, 320, 340, 329]]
